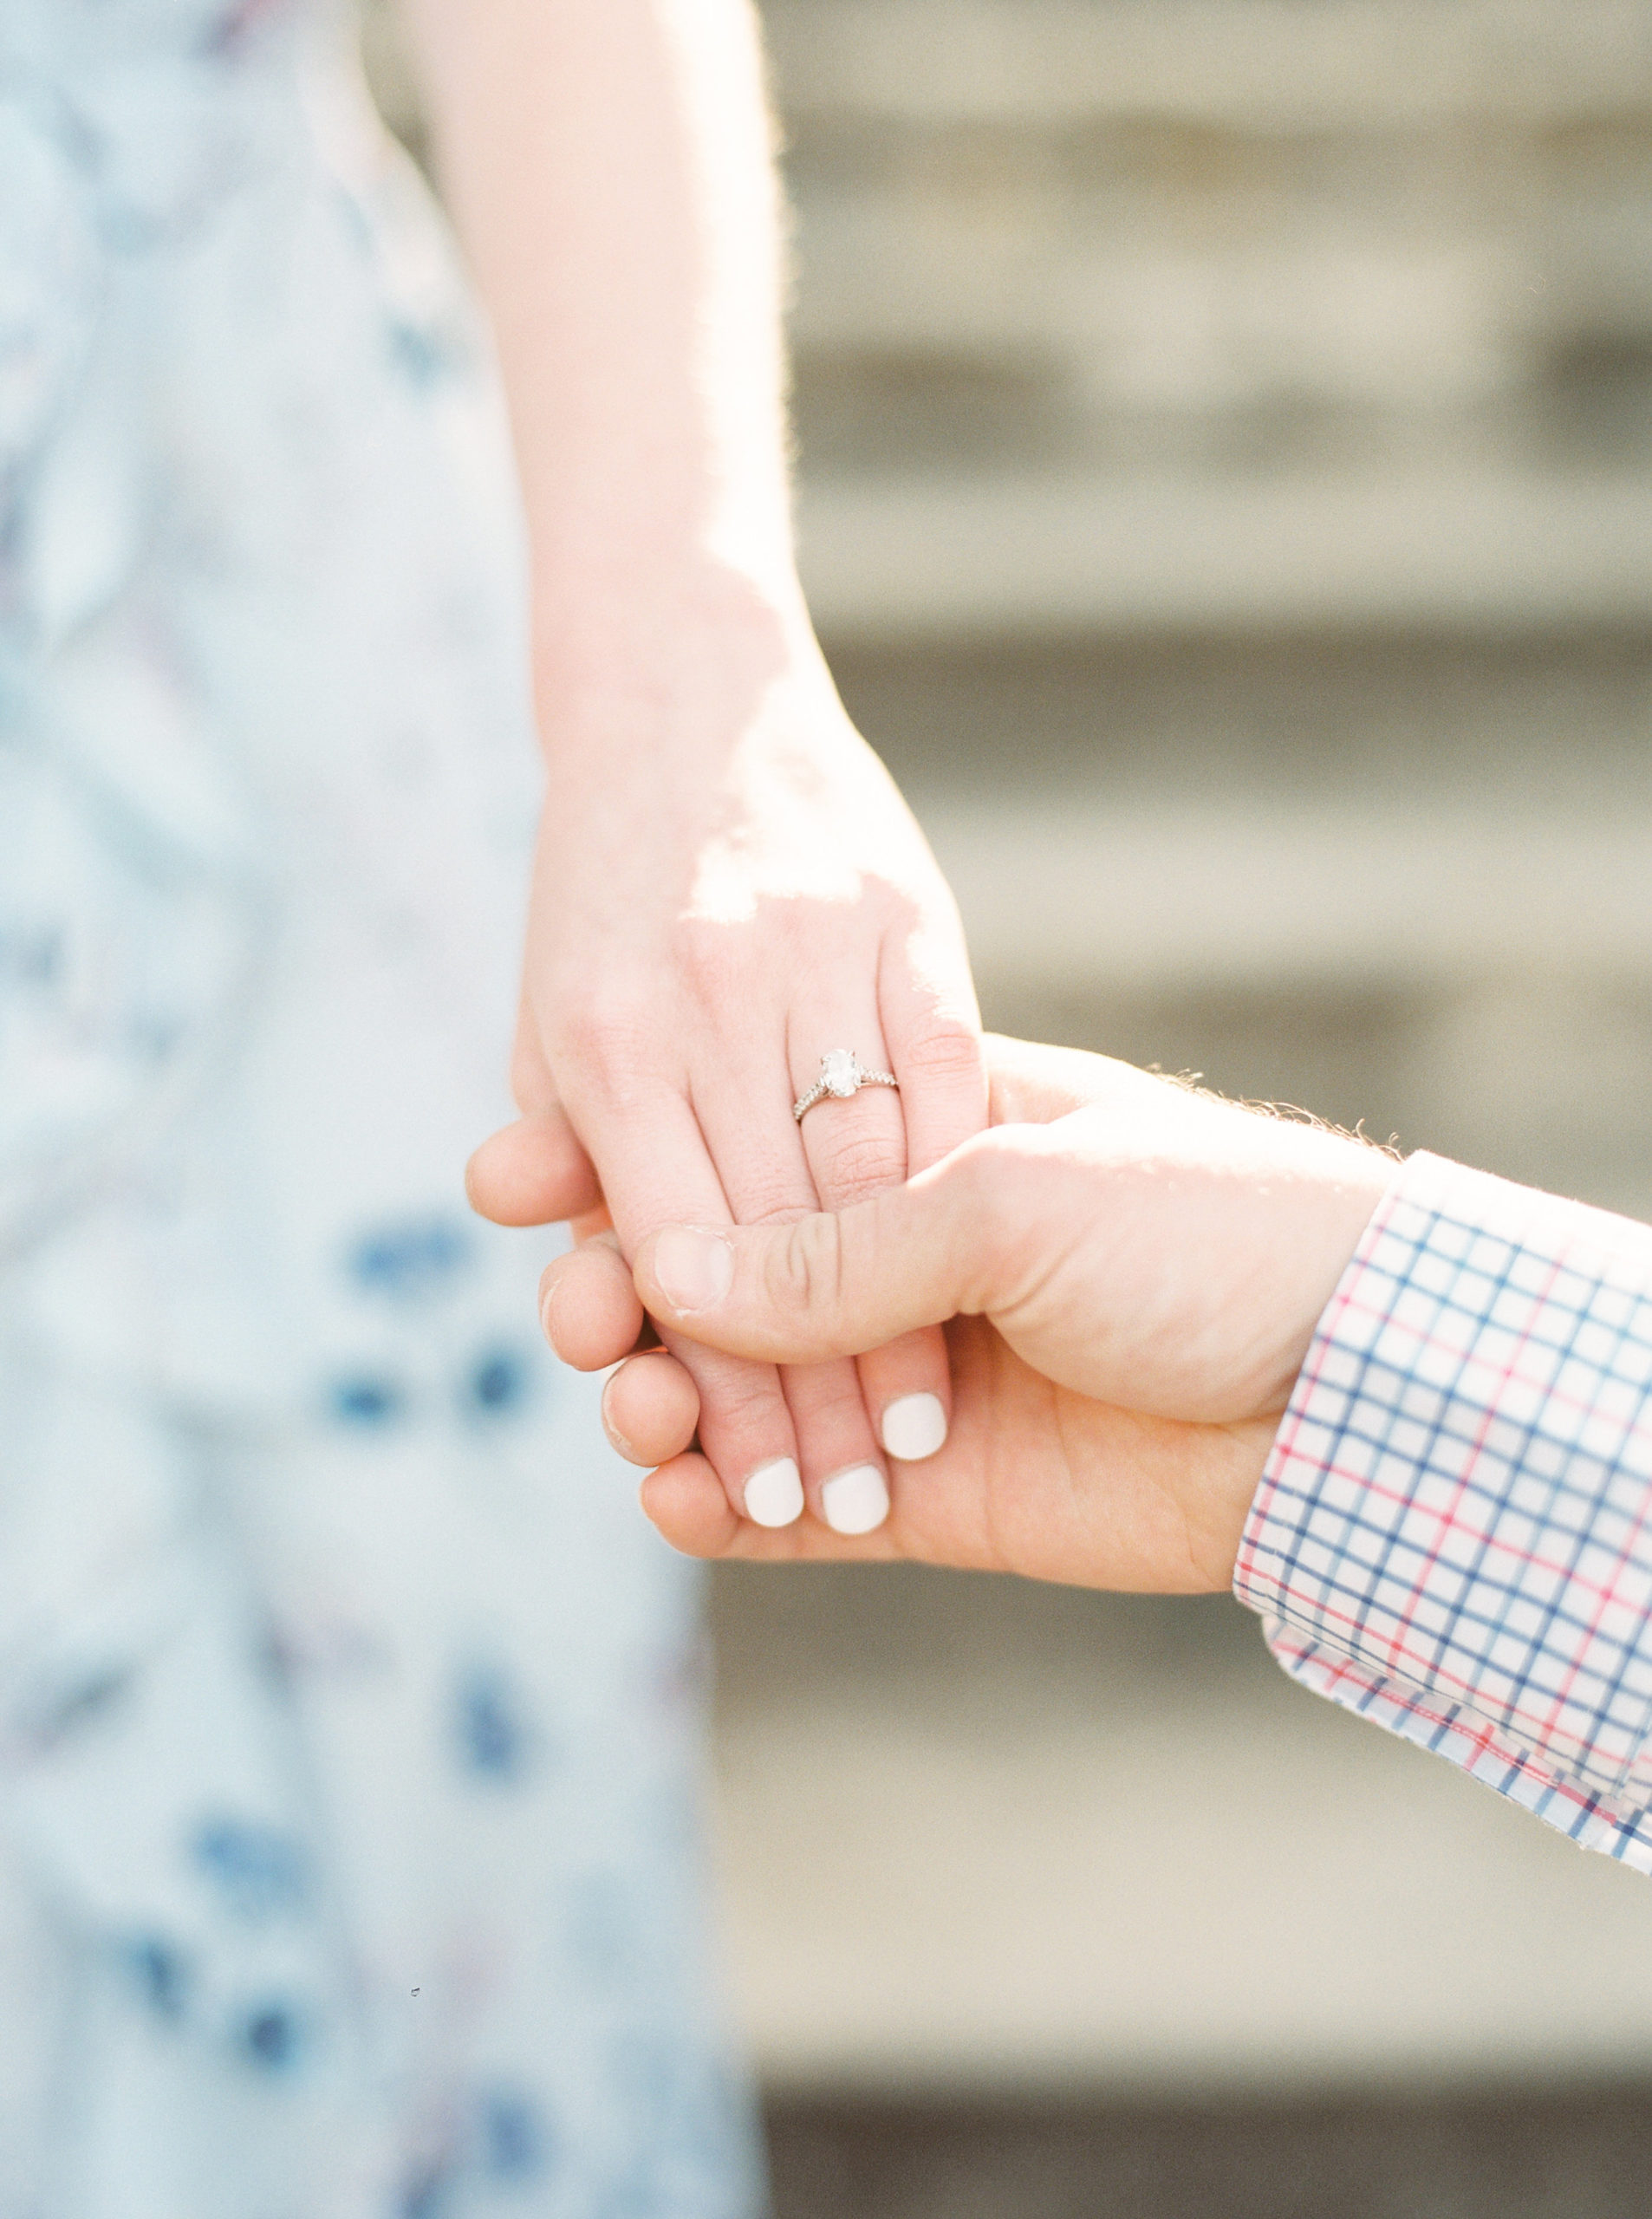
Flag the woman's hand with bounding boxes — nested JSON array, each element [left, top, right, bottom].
[[540, 1036, 1393, 1591], [411, 0, 987, 1530], [468, 591, 985, 1534]]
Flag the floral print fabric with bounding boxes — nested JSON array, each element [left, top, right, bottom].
[[0, 3, 759, 2210]]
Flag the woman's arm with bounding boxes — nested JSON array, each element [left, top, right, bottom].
[[401, 0, 797, 681], [406, 0, 987, 1535]]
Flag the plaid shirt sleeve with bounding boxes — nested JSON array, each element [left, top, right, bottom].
[[1234, 1149, 1652, 1872]]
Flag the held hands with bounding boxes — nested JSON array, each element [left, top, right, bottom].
[[543, 1036, 1395, 1592], [466, 603, 985, 1537]]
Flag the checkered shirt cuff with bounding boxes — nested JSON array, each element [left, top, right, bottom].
[[1235, 1150, 1652, 1871]]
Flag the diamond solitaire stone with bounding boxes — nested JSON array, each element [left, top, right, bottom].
[[795, 1048, 897, 1123], [822, 1050, 859, 1098]]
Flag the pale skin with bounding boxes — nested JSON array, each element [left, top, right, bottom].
[[411, 0, 985, 1536], [531, 1038, 1396, 1591]]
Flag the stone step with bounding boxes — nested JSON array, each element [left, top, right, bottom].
[[921, 792, 1652, 999], [911, 787, 1652, 1218], [710, 1568, 1652, 2094], [771, 2, 1652, 472], [786, 241, 1652, 486], [797, 466, 1652, 642], [827, 628, 1652, 1209], [787, 239, 1595, 413], [763, 0, 1652, 131]]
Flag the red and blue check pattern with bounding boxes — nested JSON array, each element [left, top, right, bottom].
[[1235, 1150, 1652, 1871]]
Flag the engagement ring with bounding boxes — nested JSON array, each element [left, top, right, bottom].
[[793, 1049, 900, 1123]]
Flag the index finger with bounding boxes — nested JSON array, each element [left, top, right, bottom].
[[569, 1079, 809, 1531]]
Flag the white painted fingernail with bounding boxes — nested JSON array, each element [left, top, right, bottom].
[[881, 1392, 947, 1462], [821, 1463, 890, 1535], [744, 1457, 804, 1529]]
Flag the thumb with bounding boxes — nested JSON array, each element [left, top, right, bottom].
[[633, 1155, 986, 1363]]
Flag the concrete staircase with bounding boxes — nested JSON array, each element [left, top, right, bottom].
[[764, 0, 1652, 1201], [739, 0, 1652, 2116], [771, 0, 1652, 501]]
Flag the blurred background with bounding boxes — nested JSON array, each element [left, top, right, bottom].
[[368, 4, 1652, 2212]]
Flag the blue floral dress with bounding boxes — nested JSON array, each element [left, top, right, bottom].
[[0, 3, 761, 2210]]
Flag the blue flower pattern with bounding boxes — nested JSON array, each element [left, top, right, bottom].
[[0, 2, 762, 2210]]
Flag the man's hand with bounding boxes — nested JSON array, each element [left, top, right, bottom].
[[542, 1037, 1394, 1591]]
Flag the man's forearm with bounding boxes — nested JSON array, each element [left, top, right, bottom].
[[401, 0, 803, 719]]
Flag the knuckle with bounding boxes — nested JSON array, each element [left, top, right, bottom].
[[555, 993, 652, 1072], [811, 1127, 907, 1207], [792, 1369, 867, 1428], [939, 1133, 988, 1207], [740, 1194, 814, 1233], [900, 1018, 985, 1092], [676, 918, 746, 1005], [698, 1365, 784, 1435], [551, 997, 667, 1111], [944, 1136, 1012, 1258], [725, 1164, 814, 1232], [778, 1213, 845, 1321]]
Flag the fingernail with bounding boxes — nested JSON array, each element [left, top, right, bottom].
[[821, 1462, 890, 1536], [881, 1392, 947, 1462], [653, 1226, 734, 1314], [744, 1456, 804, 1528], [600, 1385, 635, 1461]]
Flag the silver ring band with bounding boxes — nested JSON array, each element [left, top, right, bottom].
[[794, 1049, 900, 1123]]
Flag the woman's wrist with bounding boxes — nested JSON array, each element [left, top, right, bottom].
[[529, 550, 826, 768]]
